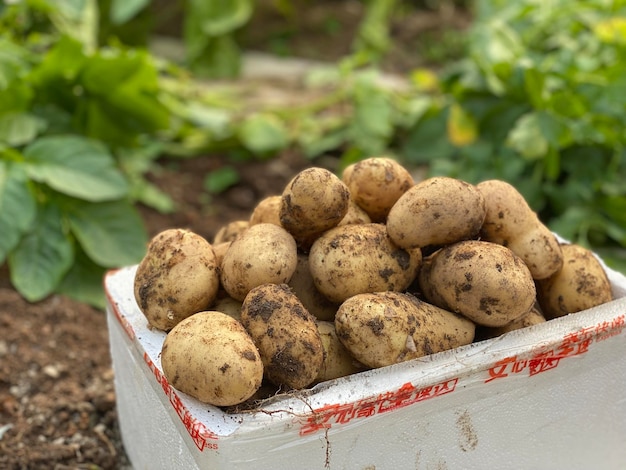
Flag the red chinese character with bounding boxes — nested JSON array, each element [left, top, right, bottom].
[[432, 378, 457, 396], [485, 356, 517, 383], [300, 404, 339, 435], [416, 386, 434, 401], [355, 400, 377, 419], [378, 382, 416, 413], [611, 315, 625, 329], [511, 359, 528, 374], [170, 391, 185, 420], [529, 350, 560, 376], [595, 321, 610, 335]]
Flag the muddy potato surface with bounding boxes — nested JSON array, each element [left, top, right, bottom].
[[220, 223, 297, 301], [240, 283, 324, 389], [316, 321, 366, 382], [249, 195, 282, 227], [387, 176, 486, 249], [213, 220, 249, 244], [287, 253, 339, 322], [477, 179, 563, 280], [341, 157, 414, 222], [419, 240, 536, 327], [536, 243, 613, 319], [309, 223, 422, 303], [161, 311, 263, 407], [134, 228, 220, 331], [477, 306, 546, 340], [279, 167, 350, 248], [335, 292, 475, 368]]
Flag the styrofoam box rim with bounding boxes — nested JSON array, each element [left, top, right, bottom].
[[105, 245, 626, 452]]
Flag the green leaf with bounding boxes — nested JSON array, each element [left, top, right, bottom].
[[238, 113, 289, 155], [110, 0, 150, 25], [56, 247, 107, 309], [49, 0, 99, 52], [188, 0, 253, 37], [505, 112, 549, 159], [0, 112, 46, 147], [0, 162, 37, 263], [66, 199, 148, 268], [524, 67, 546, 108], [204, 166, 240, 194], [8, 203, 74, 302], [23, 135, 128, 201]]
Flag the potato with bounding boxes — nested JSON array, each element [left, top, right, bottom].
[[341, 157, 414, 222], [309, 223, 422, 303], [213, 220, 249, 244], [287, 253, 339, 322], [387, 176, 486, 249], [536, 243, 613, 319], [476, 180, 563, 279], [220, 223, 297, 301], [249, 195, 282, 227], [212, 241, 230, 269], [240, 284, 324, 389], [419, 240, 536, 327], [279, 167, 350, 249], [134, 229, 219, 331], [477, 306, 546, 340], [211, 294, 243, 322], [335, 292, 475, 369], [161, 311, 263, 406], [315, 321, 366, 382], [337, 198, 372, 226]]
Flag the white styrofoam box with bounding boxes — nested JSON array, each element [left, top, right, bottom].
[[106, 261, 626, 470]]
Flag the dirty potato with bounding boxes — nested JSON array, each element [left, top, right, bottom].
[[419, 240, 536, 327], [213, 220, 249, 244], [287, 253, 339, 322], [536, 243, 613, 319], [241, 283, 324, 389], [220, 223, 297, 301], [161, 311, 263, 407], [477, 179, 563, 280], [315, 321, 366, 382], [279, 167, 350, 249], [134, 228, 220, 331], [477, 306, 546, 340], [387, 176, 486, 249], [335, 292, 475, 368], [249, 195, 282, 227], [309, 223, 422, 303], [341, 157, 414, 222]]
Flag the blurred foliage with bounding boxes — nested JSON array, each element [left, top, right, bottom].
[[401, 0, 626, 272], [1, 0, 625, 309]]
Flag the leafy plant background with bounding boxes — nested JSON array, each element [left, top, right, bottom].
[[1, 0, 625, 308]]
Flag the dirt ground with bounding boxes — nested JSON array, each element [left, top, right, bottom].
[[0, 150, 316, 469]]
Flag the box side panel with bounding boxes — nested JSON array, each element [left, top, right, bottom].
[[108, 306, 203, 470]]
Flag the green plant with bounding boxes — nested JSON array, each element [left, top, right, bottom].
[[0, 2, 174, 307], [402, 0, 626, 272]]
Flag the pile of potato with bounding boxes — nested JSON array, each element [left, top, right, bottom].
[[133, 157, 614, 408]]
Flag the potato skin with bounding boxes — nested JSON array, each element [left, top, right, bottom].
[[134, 229, 219, 331], [387, 176, 486, 249], [477, 306, 546, 340], [161, 311, 263, 407], [240, 284, 324, 389], [213, 220, 249, 244], [249, 195, 282, 227], [536, 244, 613, 319], [220, 223, 297, 301], [477, 180, 562, 280], [279, 167, 350, 249], [335, 292, 475, 368], [287, 253, 339, 322], [419, 240, 536, 327], [315, 321, 366, 382], [342, 157, 414, 222], [309, 223, 422, 303]]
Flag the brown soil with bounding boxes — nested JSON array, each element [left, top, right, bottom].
[[0, 150, 317, 469]]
